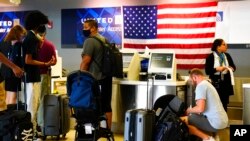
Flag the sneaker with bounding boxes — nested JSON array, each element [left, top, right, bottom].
[[203, 136, 215, 141], [33, 137, 43, 141], [36, 126, 43, 136], [33, 135, 43, 141], [33, 131, 43, 141]]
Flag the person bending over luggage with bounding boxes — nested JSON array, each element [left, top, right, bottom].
[[180, 68, 228, 141], [0, 25, 26, 106], [80, 19, 113, 129]]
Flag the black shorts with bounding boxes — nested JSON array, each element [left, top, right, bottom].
[[99, 76, 112, 113], [5, 77, 21, 92]]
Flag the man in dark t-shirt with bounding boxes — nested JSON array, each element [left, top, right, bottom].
[[22, 10, 55, 139]]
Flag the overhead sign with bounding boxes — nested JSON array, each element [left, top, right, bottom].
[[61, 7, 122, 48]]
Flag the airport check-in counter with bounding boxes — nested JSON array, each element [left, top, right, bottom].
[[111, 78, 187, 133]]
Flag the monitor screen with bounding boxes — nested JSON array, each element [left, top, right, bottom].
[[148, 50, 176, 75], [122, 53, 134, 69], [121, 49, 138, 72], [150, 53, 173, 69]]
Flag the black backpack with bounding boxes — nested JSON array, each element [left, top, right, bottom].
[[154, 110, 189, 141], [153, 95, 189, 141], [0, 110, 33, 141], [91, 37, 123, 78]]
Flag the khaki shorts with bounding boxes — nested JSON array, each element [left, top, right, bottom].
[[0, 81, 6, 111]]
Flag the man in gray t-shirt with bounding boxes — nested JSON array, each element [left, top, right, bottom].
[[81, 34, 104, 80], [80, 19, 113, 129], [181, 68, 228, 141]]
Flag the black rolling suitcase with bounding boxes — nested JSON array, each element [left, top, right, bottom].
[[124, 77, 155, 141], [0, 73, 33, 141], [43, 94, 70, 140]]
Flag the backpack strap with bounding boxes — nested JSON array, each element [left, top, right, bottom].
[[89, 36, 109, 72]]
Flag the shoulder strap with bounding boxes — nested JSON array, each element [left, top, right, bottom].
[[89, 36, 105, 70], [90, 36, 108, 46]]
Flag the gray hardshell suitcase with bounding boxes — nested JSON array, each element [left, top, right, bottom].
[[43, 94, 70, 139], [124, 109, 155, 141], [124, 77, 155, 141]]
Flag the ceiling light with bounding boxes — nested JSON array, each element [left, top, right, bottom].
[[9, 0, 21, 5]]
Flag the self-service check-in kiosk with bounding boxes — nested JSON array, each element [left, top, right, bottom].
[[147, 49, 176, 81]]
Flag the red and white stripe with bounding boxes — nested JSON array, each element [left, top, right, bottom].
[[123, 1, 218, 69]]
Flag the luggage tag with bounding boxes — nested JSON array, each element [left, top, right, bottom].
[[84, 123, 93, 134], [155, 108, 162, 116]]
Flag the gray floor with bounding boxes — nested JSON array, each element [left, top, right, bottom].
[[50, 106, 241, 141]]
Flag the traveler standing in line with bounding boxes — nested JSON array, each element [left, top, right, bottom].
[[80, 19, 113, 129], [0, 48, 24, 78], [37, 25, 57, 132], [0, 27, 24, 112], [181, 68, 228, 141], [0, 25, 26, 106], [22, 10, 56, 139], [0, 44, 24, 111], [205, 38, 236, 112]]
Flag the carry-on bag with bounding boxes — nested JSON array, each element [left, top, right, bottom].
[[67, 70, 114, 141], [0, 110, 33, 141], [42, 67, 70, 139], [124, 76, 155, 141], [15, 73, 33, 141], [43, 93, 70, 140], [153, 95, 189, 141], [0, 73, 33, 141]]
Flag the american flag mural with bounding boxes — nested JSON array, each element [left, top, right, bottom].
[[123, 2, 218, 69]]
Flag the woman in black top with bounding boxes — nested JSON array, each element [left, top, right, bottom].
[[205, 38, 236, 112]]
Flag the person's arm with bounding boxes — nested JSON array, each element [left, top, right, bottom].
[[0, 52, 24, 78], [225, 53, 236, 72], [25, 53, 54, 66], [49, 42, 57, 66], [205, 54, 217, 75], [186, 99, 206, 115], [80, 54, 91, 71]]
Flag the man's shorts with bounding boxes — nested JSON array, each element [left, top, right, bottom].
[[188, 113, 217, 133], [99, 76, 112, 113], [5, 77, 21, 92]]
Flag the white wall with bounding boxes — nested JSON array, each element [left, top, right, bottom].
[[1, 0, 250, 76]]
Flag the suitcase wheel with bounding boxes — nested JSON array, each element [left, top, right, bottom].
[[42, 136, 47, 140]]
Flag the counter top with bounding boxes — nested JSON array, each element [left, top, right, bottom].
[[113, 78, 186, 86]]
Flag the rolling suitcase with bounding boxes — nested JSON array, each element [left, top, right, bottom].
[[124, 77, 155, 141], [43, 94, 70, 140], [0, 73, 33, 141]]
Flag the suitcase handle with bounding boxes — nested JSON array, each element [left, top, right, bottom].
[[16, 72, 27, 111], [146, 76, 155, 110]]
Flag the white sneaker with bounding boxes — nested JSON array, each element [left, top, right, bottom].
[[35, 138, 43, 141], [203, 136, 215, 141]]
